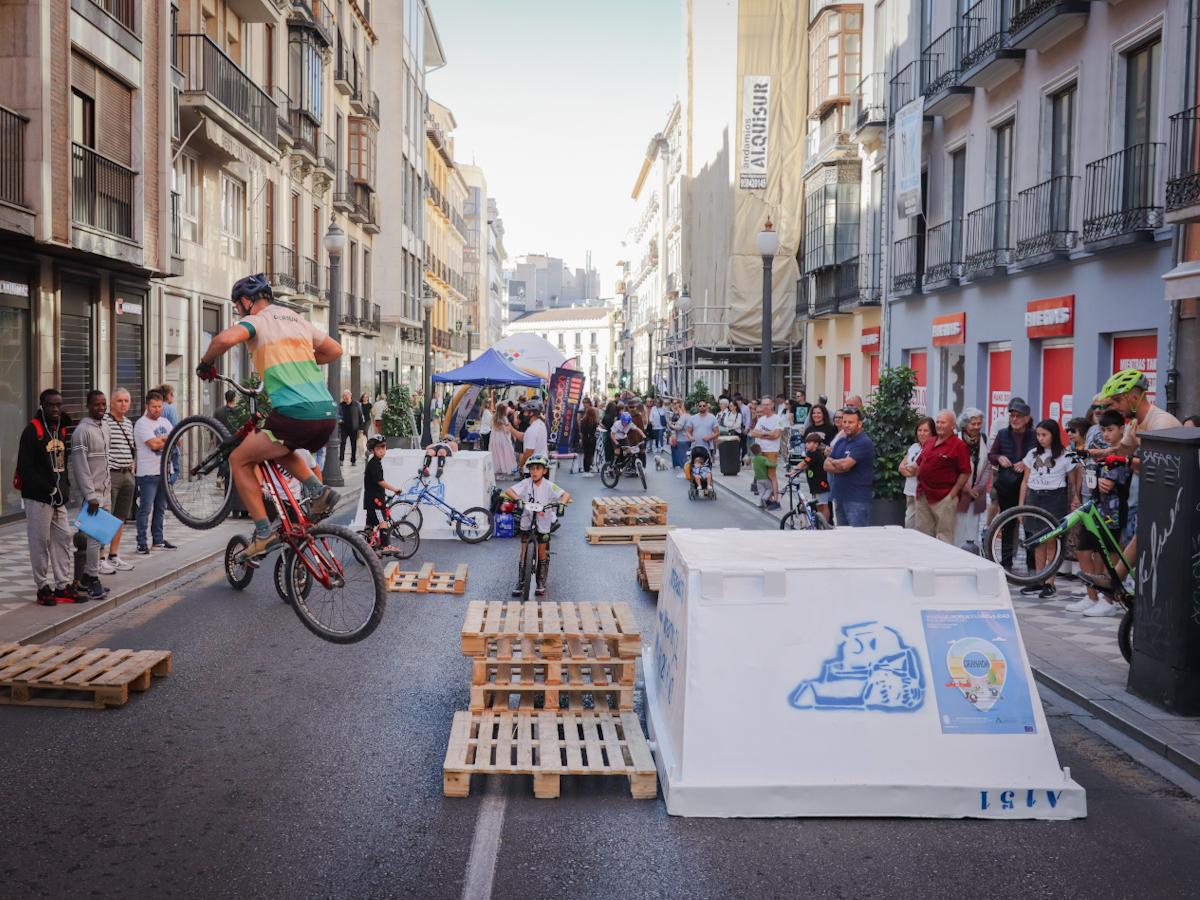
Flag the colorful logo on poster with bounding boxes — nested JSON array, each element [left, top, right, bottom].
[[946, 637, 1007, 713]]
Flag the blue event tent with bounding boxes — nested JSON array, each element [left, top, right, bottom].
[[430, 348, 543, 387]]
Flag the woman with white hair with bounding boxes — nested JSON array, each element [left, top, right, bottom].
[[954, 407, 990, 550]]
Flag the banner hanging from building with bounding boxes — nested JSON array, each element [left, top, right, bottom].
[[739, 75, 770, 190], [547, 366, 586, 454], [894, 97, 924, 218]]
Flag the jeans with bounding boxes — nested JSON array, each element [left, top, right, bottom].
[[339, 424, 357, 464], [136, 474, 166, 548], [835, 499, 872, 528]]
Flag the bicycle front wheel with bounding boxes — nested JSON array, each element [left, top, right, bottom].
[[635, 459, 647, 490], [983, 505, 1065, 586], [161, 415, 235, 529], [456, 506, 494, 543], [286, 523, 386, 643], [392, 500, 423, 531], [224, 535, 254, 589], [600, 463, 620, 489]]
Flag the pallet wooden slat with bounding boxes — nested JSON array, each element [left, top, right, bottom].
[[385, 561, 468, 594], [460, 601, 641, 658], [0, 643, 172, 709], [585, 525, 673, 545]]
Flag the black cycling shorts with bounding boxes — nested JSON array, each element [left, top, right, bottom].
[[263, 411, 336, 453]]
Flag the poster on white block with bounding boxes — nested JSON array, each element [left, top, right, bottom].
[[739, 75, 770, 190]]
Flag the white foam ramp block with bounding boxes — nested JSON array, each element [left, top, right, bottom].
[[351, 449, 495, 539], [645, 526, 1086, 819]]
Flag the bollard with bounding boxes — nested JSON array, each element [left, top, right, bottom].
[[1127, 427, 1200, 715]]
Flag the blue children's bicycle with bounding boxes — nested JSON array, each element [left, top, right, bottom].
[[392, 475, 494, 543]]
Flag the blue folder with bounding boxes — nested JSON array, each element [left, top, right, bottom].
[[74, 506, 123, 545]]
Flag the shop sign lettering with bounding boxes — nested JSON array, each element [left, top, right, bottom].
[[1025, 296, 1075, 338]]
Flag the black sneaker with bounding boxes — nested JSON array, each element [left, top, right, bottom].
[[36, 586, 55, 606], [308, 486, 339, 521], [85, 577, 108, 600], [153, 541, 179, 550], [136, 545, 151, 555]]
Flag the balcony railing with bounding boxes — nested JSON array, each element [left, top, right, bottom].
[[1167, 106, 1200, 213], [1083, 143, 1163, 243], [170, 190, 182, 257], [89, 0, 135, 32], [319, 134, 336, 172], [1014, 175, 1076, 260], [176, 34, 277, 145], [265, 244, 298, 291], [1011, 0, 1062, 32], [291, 0, 333, 46], [964, 200, 1011, 274], [858, 251, 882, 304], [289, 108, 319, 158], [303, 256, 320, 295], [852, 74, 886, 133], [921, 27, 964, 96], [813, 258, 860, 316], [0, 105, 28, 208], [71, 143, 135, 239], [961, 0, 1009, 70], [889, 62, 918, 120], [892, 235, 922, 294], [369, 91, 380, 125], [333, 170, 354, 209], [923, 220, 961, 285]]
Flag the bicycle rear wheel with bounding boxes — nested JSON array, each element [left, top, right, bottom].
[[635, 458, 647, 490], [161, 415, 235, 529], [224, 535, 254, 589], [285, 523, 386, 643], [381, 519, 420, 560], [983, 505, 1065, 586], [455, 506, 493, 543]]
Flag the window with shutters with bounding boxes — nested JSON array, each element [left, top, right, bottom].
[[221, 174, 246, 258], [289, 28, 323, 123], [364, 248, 371, 301], [348, 115, 376, 187], [175, 153, 200, 243]]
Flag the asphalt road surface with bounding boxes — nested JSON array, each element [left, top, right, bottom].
[[3, 456, 1199, 899]]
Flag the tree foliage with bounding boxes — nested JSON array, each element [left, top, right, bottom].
[[380, 384, 417, 439], [864, 366, 921, 500], [684, 379, 716, 413]]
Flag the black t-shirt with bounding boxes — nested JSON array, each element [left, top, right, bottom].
[[363, 456, 386, 508], [804, 448, 830, 493]]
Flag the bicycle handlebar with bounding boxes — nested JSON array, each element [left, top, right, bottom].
[[211, 373, 262, 398]]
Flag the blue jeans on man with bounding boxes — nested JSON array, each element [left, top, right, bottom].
[[136, 474, 166, 549], [836, 499, 872, 528]]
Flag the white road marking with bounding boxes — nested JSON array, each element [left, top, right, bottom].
[[460, 778, 507, 900]]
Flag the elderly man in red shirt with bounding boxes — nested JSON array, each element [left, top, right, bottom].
[[915, 409, 971, 544]]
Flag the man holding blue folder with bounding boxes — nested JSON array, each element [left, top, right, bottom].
[[71, 390, 114, 600]]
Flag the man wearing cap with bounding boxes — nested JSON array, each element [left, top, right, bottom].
[[987, 398, 1036, 567]]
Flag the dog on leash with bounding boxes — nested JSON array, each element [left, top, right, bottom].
[[654, 448, 670, 471]]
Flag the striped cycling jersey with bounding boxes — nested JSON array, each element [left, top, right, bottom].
[[238, 305, 337, 421]]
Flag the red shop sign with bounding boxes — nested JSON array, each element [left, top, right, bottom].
[[1025, 295, 1074, 338], [932, 312, 965, 346], [861, 326, 881, 349]]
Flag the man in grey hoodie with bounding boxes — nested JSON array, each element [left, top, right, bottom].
[[71, 390, 113, 600]]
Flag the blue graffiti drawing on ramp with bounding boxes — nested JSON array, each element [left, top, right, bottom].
[[788, 621, 925, 712]]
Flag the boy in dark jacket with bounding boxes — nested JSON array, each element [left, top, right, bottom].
[[17, 389, 82, 605]]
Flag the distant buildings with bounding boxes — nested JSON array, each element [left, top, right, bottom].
[[504, 305, 617, 394], [504, 253, 601, 321]]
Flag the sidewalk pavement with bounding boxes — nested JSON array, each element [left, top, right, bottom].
[[712, 466, 1200, 781], [0, 482, 361, 646]]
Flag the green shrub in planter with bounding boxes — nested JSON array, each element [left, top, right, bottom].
[[684, 379, 716, 414], [380, 384, 417, 446], [864, 366, 920, 501]]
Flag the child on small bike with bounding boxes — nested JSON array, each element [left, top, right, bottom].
[[503, 454, 571, 596], [685, 445, 714, 498], [364, 437, 402, 547], [789, 431, 831, 522], [1070, 409, 1131, 617]]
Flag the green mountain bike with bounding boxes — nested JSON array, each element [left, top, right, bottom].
[[984, 496, 1134, 662]]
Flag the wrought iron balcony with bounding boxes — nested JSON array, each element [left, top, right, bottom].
[[1167, 105, 1200, 223], [0, 105, 28, 208], [71, 143, 135, 240], [265, 244, 298, 291], [273, 87, 293, 149], [889, 62, 918, 121], [858, 251, 882, 304], [921, 27, 973, 117], [289, 108, 319, 159], [319, 134, 336, 173], [812, 257, 860, 317], [302, 256, 320, 295], [852, 74, 886, 137], [176, 34, 277, 146], [1082, 142, 1163, 245], [89, 0, 135, 32], [1009, 0, 1093, 53], [1013, 175, 1076, 261], [960, 0, 1024, 87], [290, 0, 333, 46], [923, 220, 962, 287], [963, 200, 1012, 277], [892, 235, 922, 295], [333, 170, 355, 212], [369, 91, 380, 125]]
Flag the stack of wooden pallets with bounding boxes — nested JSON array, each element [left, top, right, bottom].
[[0, 642, 172, 709], [635, 540, 667, 592], [591, 495, 668, 527], [443, 600, 656, 800]]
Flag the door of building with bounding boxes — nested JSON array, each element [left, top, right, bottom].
[[987, 346, 1012, 436], [1112, 332, 1158, 403], [1041, 344, 1074, 435], [114, 287, 146, 417], [909, 350, 928, 413], [839, 354, 851, 404], [0, 268, 32, 520], [60, 279, 95, 423], [868, 353, 880, 395]]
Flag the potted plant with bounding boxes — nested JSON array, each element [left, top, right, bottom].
[[684, 378, 716, 413], [863, 365, 920, 526], [380, 384, 418, 449]]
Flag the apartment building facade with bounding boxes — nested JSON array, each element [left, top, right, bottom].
[[458, 163, 508, 354], [424, 98, 469, 373], [0, 0, 173, 520], [505, 306, 616, 394]]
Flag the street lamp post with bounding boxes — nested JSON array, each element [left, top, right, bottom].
[[756, 219, 780, 399], [676, 293, 691, 399], [322, 217, 347, 487], [466, 315, 474, 362], [647, 314, 658, 396], [420, 289, 437, 447]]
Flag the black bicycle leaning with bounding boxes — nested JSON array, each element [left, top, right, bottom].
[[511, 499, 566, 601], [778, 473, 832, 531]]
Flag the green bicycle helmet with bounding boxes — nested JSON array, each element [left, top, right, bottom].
[[526, 454, 550, 469], [1099, 368, 1149, 399]]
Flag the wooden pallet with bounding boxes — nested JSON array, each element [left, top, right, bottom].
[[638, 558, 664, 592], [385, 562, 468, 594], [443, 710, 657, 799], [585, 525, 673, 545], [591, 495, 668, 527], [636, 539, 668, 560], [461, 601, 642, 659], [470, 660, 635, 712], [0, 642, 172, 709], [470, 645, 638, 686]]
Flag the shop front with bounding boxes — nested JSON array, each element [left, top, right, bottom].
[[932, 312, 966, 413], [0, 263, 33, 520], [1026, 295, 1075, 434]]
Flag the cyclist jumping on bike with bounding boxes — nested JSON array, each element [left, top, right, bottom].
[[196, 273, 341, 558], [503, 454, 570, 596]]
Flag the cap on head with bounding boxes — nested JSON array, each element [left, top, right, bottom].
[[1007, 398, 1032, 416]]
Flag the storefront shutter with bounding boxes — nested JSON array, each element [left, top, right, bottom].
[[115, 320, 145, 418], [60, 314, 93, 424]]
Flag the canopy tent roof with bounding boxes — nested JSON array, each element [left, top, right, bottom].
[[430, 348, 543, 387]]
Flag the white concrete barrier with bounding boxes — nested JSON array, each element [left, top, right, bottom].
[[352, 449, 495, 540], [644, 526, 1086, 819]]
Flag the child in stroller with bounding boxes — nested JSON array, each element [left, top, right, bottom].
[[685, 445, 716, 499]]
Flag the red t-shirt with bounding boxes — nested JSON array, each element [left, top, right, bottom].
[[916, 434, 971, 503]]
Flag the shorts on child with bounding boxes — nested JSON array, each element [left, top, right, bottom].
[[755, 478, 773, 503], [810, 490, 830, 505]]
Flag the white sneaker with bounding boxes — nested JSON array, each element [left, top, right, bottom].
[[97, 558, 117, 575], [1082, 599, 1119, 617], [1065, 597, 1094, 612], [109, 555, 134, 572]]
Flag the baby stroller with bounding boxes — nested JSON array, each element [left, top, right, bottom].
[[685, 445, 716, 500]]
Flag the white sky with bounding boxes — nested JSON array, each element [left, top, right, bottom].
[[427, 0, 682, 294]]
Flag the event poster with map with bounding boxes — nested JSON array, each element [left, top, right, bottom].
[[921, 609, 1037, 735]]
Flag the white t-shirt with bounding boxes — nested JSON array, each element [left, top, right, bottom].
[[479, 408, 493, 435], [903, 442, 922, 497], [523, 418, 548, 456], [1022, 448, 1076, 491], [753, 413, 784, 453], [133, 414, 173, 475], [510, 476, 566, 533], [369, 400, 387, 438]]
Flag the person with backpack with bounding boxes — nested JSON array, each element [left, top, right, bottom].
[[17, 389, 81, 605]]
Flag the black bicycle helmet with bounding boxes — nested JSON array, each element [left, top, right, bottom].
[[231, 273, 274, 305]]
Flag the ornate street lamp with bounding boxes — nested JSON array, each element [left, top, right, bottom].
[[756, 219, 780, 399], [322, 217, 347, 486], [420, 288, 437, 446]]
